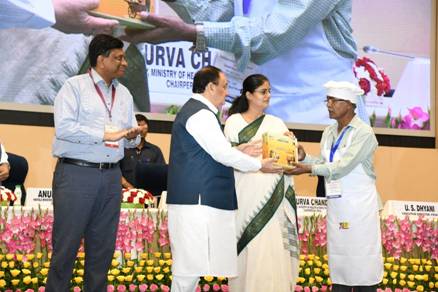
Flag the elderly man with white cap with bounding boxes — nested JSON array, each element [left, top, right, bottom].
[[288, 80, 383, 292]]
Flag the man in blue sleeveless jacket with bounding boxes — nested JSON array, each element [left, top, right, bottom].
[[167, 65, 281, 292]]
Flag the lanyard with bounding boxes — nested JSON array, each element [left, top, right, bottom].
[[89, 70, 116, 120], [329, 126, 351, 162]]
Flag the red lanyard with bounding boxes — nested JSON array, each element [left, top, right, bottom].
[[89, 70, 116, 120]]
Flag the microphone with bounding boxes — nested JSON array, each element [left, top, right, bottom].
[[363, 45, 415, 59]]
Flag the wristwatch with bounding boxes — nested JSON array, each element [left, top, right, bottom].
[[193, 22, 207, 52]]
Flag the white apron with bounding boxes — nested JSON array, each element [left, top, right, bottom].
[[323, 129, 383, 286]]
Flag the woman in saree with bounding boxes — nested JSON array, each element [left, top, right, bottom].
[[224, 74, 300, 292]]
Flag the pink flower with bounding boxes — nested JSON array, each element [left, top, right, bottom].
[[304, 287, 311, 292], [129, 284, 137, 292], [320, 286, 327, 292], [212, 284, 221, 291], [160, 284, 170, 292], [25, 290, 35, 292], [107, 285, 115, 292], [312, 286, 319, 292], [195, 287, 201, 292], [116, 285, 126, 292], [295, 285, 304, 292], [38, 288, 45, 292], [138, 284, 148, 292], [73, 287, 81, 292], [220, 284, 229, 292], [149, 284, 159, 292], [202, 284, 210, 291]]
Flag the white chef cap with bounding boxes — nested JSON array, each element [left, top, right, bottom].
[[324, 81, 364, 104]]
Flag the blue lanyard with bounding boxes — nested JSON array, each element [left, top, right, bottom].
[[329, 126, 351, 162]]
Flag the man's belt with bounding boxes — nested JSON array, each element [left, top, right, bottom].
[[59, 158, 119, 169]]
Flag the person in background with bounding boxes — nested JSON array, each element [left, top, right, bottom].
[[123, 0, 369, 125], [288, 81, 383, 292], [166, 65, 281, 292], [46, 34, 143, 292], [120, 113, 165, 189], [0, 143, 10, 183], [224, 74, 299, 292]]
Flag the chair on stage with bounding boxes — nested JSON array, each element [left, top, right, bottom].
[[135, 163, 168, 209]]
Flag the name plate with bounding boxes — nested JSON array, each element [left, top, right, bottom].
[[296, 196, 327, 216], [25, 188, 53, 208], [382, 200, 438, 219]]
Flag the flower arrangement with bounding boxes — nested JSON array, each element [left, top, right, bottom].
[[122, 188, 155, 208], [354, 57, 391, 97], [0, 207, 436, 291], [382, 107, 430, 130], [0, 186, 17, 205]]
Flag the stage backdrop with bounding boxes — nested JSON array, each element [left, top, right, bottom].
[[0, 0, 435, 137]]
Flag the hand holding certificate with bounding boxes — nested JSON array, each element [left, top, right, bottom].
[[262, 132, 298, 170]]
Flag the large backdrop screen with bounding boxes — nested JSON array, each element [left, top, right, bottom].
[[0, 0, 434, 136]]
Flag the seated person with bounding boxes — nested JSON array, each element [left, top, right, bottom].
[[120, 114, 165, 189], [1, 143, 29, 205]]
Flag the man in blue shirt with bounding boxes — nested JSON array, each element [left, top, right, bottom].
[[46, 34, 143, 292]]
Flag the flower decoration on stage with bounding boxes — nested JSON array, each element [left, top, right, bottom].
[[122, 188, 154, 205], [354, 57, 391, 96], [0, 186, 17, 203]]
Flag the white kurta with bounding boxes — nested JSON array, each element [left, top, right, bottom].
[[224, 114, 300, 292], [323, 129, 383, 286], [168, 94, 261, 277]]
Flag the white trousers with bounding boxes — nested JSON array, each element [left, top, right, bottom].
[[171, 275, 199, 292]]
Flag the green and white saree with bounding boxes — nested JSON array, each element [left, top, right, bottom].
[[224, 113, 299, 292]]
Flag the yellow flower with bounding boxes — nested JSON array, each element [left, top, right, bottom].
[[163, 267, 170, 274], [435, 281, 438, 288], [399, 280, 406, 287], [297, 277, 305, 284], [10, 269, 21, 277], [122, 267, 131, 274], [74, 277, 83, 284], [23, 275, 32, 285], [33, 262, 39, 268], [135, 267, 143, 273], [383, 271, 388, 278], [77, 252, 85, 259], [169, 275, 173, 281], [23, 262, 31, 268], [22, 268, 31, 275], [48, 252, 52, 259], [315, 260, 322, 267], [125, 275, 133, 282], [107, 275, 115, 282], [416, 285, 424, 291], [400, 265, 408, 272], [307, 260, 314, 266], [307, 254, 315, 260], [299, 255, 305, 260], [153, 252, 162, 258], [407, 281, 415, 288], [0, 271, 4, 277], [217, 276, 226, 281], [124, 252, 131, 260], [322, 263, 329, 269], [204, 276, 214, 282], [136, 274, 145, 282], [164, 253, 172, 259], [154, 267, 161, 273], [429, 282, 435, 289], [31, 277, 38, 284], [0, 262, 7, 268], [390, 272, 398, 279], [382, 278, 388, 285], [146, 266, 153, 273], [408, 274, 415, 281], [139, 260, 146, 266], [79, 260, 85, 266], [114, 250, 121, 258], [392, 264, 399, 271], [110, 269, 120, 276], [111, 259, 119, 267], [0, 255, 3, 260], [425, 265, 432, 272], [116, 275, 125, 282], [309, 277, 315, 284], [36, 252, 43, 259], [40, 268, 49, 276], [140, 253, 148, 259], [11, 279, 20, 286], [147, 274, 154, 281], [414, 259, 421, 265], [414, 275, 423, 281], [76, 269, 84, 276], [127, 260, 134, 267], [146, 260, 154, 266], [421, 259, 427, 264], [43, 262, 50, 268], [26, 254, 35, 261], [423, 274, 429, 281], [0, 279, 6, 288], [384, 263, 392, 270], [324, 269, 329, 276], [327, 278, 332, 285], [156, 274, 164, 280], [386, 257, 395, 263], [5, 253, 14, 260], [305, 268, 311, 275], [159, 259, 165, 266], [16, 254, 23, 261], [399, 273, 406, 280], [315, 276, 323, 283], [299, 260, 305, 267], [392, 279, 397, 285], [8, 261, 15, 268], [314, 268, 321, 274], [400, 257, 407, 264]]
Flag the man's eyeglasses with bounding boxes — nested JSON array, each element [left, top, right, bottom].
[[254, 88, 271, 95], [325, 97, 348, 104]]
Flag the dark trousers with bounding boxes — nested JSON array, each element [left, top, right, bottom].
[[332, 284, 378, 292], [45, 162, 122, 292], [3, 152, 28, 205]]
